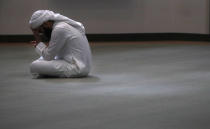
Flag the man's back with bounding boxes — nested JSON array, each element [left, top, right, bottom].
[[52, 22, 92, 75]]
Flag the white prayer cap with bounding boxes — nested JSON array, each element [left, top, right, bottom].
[[29, 10, 54, 29]]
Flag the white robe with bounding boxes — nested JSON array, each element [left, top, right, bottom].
[[30, 22, 92, 78]]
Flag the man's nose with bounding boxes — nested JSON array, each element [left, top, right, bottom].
[[39, 27, 44, 32]]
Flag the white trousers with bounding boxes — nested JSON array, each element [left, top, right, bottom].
[[30, 57, 85, 78]]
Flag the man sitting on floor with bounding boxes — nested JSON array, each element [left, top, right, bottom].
[[29, 10, 92, 78]]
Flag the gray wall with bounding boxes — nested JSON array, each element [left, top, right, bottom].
[[0, 0, 209, 34]]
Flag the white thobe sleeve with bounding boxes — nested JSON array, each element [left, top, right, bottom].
[[35, 42, 47, 56], [35, 27, 67, 61]]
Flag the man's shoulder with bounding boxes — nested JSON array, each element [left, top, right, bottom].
[[54, 22, 69, 29], [53, 22, 80, 36], [53, 22, 70, 33]]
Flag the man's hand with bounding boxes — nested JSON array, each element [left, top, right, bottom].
[[30, 41, 39, 48]]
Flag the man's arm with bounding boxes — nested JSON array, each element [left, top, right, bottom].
[[35, 27, 67, 61]]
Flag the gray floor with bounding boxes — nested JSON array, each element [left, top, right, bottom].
[[1, 41, 210, 129]]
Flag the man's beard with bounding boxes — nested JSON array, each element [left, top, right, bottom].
[[40, 28, 52, 42]]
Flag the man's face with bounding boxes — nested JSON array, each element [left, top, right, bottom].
[[32, 21, 53, 42], [40, 22, 53, 41], [41, 25, 52, 41]]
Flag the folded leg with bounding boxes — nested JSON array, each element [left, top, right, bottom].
[[30, 58, 78, 78]]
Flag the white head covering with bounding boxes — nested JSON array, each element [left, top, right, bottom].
[[29, 10, 85, 33]]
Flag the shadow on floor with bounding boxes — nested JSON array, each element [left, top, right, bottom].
[[35, 75, 101, 83]]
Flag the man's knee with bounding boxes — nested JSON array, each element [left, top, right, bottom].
[[30, 60, 42, 73]]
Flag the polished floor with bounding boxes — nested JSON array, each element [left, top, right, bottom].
[[0, 41, 210, 129]]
